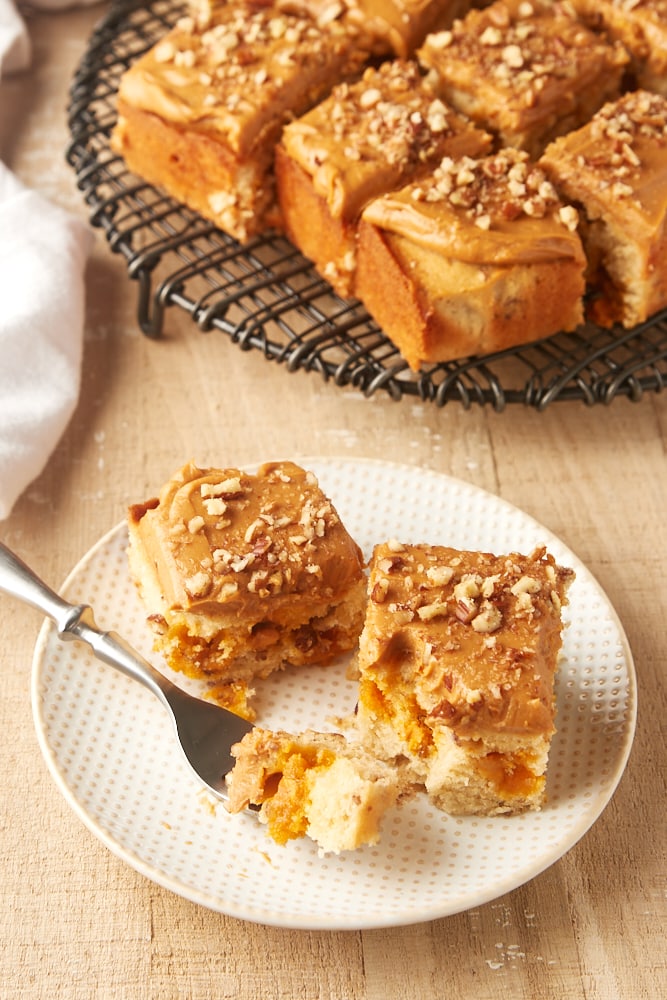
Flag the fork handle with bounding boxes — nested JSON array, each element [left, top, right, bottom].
[[0, 541, 172, 706], [0, 542, 82, 631]]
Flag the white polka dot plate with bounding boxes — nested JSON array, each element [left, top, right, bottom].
[[31, 458, 636, 929]]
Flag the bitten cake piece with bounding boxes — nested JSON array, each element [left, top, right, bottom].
[[226, 728, 409, 853], [356, 147, 586, 369], [571, 0, 667, 97], [276, 59, 491, 296], [418, 0, 629, 157], [355, 541, 575, 815], [127, 461, 367, 717], [541, 89, 667, 328], [111, 0, 372, 242]]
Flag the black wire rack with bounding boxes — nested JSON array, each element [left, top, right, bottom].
[[66, 0, 667, 410]]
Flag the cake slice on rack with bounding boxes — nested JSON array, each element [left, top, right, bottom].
[[276, 58, 491, 296], [570, 0, 667, 97], [540, 89, 667, 329], [276, 0, 472, 58], [112, 0, 374, 242], [418, 0, 629, 158], [355, 148, 586, 369]]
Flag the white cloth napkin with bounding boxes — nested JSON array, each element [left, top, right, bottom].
[[1, 0, 102, 76], [0, 1, 97, 518]]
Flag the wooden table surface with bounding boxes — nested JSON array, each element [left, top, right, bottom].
[[1, 6, 665, 998]]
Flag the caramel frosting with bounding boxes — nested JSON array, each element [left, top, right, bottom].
[[279, 59, 491, 221], [541, 90, 667, 238], [340, 0, 467, 57], [116, 1, 371, 158], [361, 148, 585, 265], [128, 460, 366, 623], [359, 541, 575, 739], [418, 0, 629, 133], [571, 0, 667, 68]]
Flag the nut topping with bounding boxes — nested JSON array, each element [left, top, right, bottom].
[[410, 148, 577, 232]]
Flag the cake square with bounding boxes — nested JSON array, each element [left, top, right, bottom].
[[111, 0, 372, 242], [277, 0, 473, 57], [541, 89, 667, 328], [127, 460, 367, 717], [226, 728, 409, 853], [276, 58, 491, 296], [355, 541, 575, 815], [355, 147, 586, 369], [571, 0, 667, 97], [344, 0, 472, 57], [417, 0, 629, 157]]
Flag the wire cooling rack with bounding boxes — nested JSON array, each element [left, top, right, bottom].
[[66, 0, 667, 409]]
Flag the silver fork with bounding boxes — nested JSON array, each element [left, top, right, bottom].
[[0, 541, 254, 803]]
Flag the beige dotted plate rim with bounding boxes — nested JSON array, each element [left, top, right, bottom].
[[30, 457, 637, 929]]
